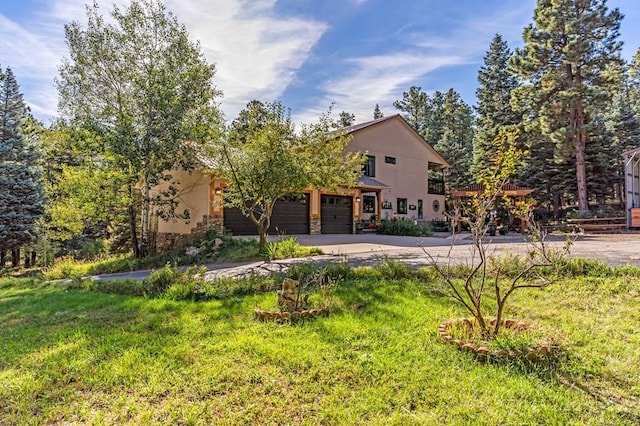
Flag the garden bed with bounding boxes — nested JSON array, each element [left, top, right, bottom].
[[438, 317, 556, 361]]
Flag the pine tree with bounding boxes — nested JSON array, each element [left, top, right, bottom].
[[473, 34, 520, 178], [0, 67, 44, 267], [373, 104, 383, 119], [335, 111, 355, 128], [432, 89, 475, 190], [511, 0, 624, 212], [602, 87, 640, 206], [393, 86, 430, 136]]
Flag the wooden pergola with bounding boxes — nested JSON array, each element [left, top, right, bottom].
[[450, 183, 534, 233]]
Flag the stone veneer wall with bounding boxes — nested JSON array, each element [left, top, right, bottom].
[[156, 214, 224, 251], [310, 217, 321, 235]]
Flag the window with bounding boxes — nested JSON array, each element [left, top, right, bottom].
[[432, 200, 440, 212], [363, 195, 376, 213], [428, 168, 445, 195], [397, 198, 407, 214], [385, 156, 396, 164], [363, 155, 375, 177]]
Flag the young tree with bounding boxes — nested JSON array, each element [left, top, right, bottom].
[[426, 130, 571, 339], [216, 101, 364, 249], [0, 67, 45, 267], [57, 0, 221, 257], [373, 103, 383, 119], [473, 34, 520, 177], [510, 0, 624, 213]]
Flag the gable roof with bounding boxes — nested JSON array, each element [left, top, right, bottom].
[[340, 114, 450, 168]]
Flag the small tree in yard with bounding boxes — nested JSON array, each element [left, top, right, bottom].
[[425, 129, 572, 339], [215, 101, 364, 250]]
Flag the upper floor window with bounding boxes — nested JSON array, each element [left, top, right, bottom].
[[364, 155, 376, 177], [428, 168, 445, 195], [385, 156, 396, 164]]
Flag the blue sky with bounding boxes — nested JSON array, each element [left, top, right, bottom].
[[1, 0, 640, 125]]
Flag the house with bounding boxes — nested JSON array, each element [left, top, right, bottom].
[[624, 146, 640, 228], [155, 114, 450, 249]]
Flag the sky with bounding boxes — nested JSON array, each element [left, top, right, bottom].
[[1, 0, 640, 126]]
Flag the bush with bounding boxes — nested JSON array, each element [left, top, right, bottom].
[[144, 264, 207, 298], [376, 219, 432, 237], [263, 236, 322, 260]]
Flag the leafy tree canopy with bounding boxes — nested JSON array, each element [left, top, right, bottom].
[[56, 0, 222, 257]]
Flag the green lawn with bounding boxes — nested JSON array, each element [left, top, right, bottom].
[[1, 269, 639, 425]]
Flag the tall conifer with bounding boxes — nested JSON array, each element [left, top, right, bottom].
[[0, 67, 44, 267], [511, 0, 624, 212], [473, 34, 520, 178]]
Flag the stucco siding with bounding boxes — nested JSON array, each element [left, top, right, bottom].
[[156, 170, 211, 234], [345, 118, 446, 221]]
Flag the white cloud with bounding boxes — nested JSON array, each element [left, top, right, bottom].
[[1, 0, 327, 122], [292, 2, 534, 126], [293, 53, 467, 125]]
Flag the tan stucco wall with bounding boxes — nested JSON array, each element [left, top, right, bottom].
[[345, 118, 446, 221], [155, 170, 211, 234]]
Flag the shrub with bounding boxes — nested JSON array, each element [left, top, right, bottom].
[[144, 265, 207, 298], [263, 236, 322, 260], [376, 219, 432, 237]]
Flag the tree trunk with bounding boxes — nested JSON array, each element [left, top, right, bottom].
[[140, 177, 151, 258], [24, 251, 31, 268], [259, 226, 268, 251], [31, 250, 37, 267], [575, 128, 588, 212], [572, 68, 589, 213], [11, 248, 20, 268], [128, 204, 141, 258], [0, 250, 5, 268]]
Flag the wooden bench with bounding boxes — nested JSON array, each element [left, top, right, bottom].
[[567, 217, 626, 233]]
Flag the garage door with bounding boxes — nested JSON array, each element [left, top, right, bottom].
[[321, 195, 353, 234], [223, 194, 309, 235]]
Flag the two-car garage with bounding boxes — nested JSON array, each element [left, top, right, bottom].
[[222, 193, 354, 235]]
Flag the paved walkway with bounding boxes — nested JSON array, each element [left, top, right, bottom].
[[91, 232, 640, 282]]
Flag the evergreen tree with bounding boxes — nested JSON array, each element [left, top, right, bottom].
[[393, 86, 430, 135], [432, 89, 475, 190], [332, 111, 355, 128], [511, 0, 624, 212], [473, 34, 520, 178], [0, 67, 44, 267], [602, 87, 640, 206], [373, 104, 383, 119], [628, 48, 640, 119]]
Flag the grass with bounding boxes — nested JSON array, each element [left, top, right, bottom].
[[42, 233, 322, 280], [1, 265, 640, 424]]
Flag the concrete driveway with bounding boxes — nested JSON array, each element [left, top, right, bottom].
[[289, 231, 640, 267], [90, 231, 640, 282]]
